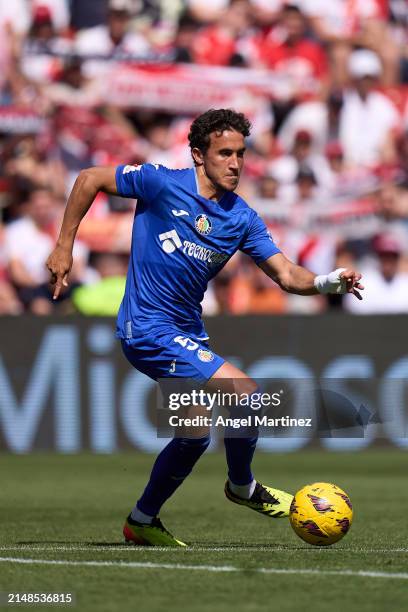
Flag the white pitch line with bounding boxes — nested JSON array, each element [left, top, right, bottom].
[[0, 545, 407, 554], [0, 557, 408, 580]]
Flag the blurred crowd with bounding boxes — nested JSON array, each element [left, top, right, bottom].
[[0, 0, 408, 316]]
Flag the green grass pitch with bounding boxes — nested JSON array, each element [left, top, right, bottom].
[[1, 450, 407, 612]]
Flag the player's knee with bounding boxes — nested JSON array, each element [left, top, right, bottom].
[[233, 378, 259, 397]]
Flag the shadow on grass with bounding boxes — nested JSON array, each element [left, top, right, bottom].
[[17, 541, 128, 547], [16, 540, 314, 551]]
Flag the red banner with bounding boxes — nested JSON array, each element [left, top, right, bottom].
[[104, 63, 318, 112]]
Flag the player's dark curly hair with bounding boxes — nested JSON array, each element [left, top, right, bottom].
[[188, 109, 251, 155]]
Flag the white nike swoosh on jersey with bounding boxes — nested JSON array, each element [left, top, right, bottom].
[[172, 209, 189, 216]]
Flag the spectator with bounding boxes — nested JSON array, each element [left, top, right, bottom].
[[339, 49, 400, 167], [4, 187, 88, 312], [305, 0, 400, 86], [278, 90, 344, 154], [4, 135, 66, 199], [20, 5, 72, 84], [173, 12, 197, 63], [344, 233, 408, 313], [4, 187, 61, 309], [43, 55, 101, 107], [0, 223, 22, 314], [251, 171, 289, 218], [75, 0, 152, 77], [0, 0, 69, 37], [191, 0, 253, 66], [375, 183, 408, 239], [31, 1, 70, 32], [254, 4, 328, 86], [294, 164, 319, 203], [270, 129, 329, 190], [258, 173, 280, 200], [143, 114, 192, 169], [322, 141, 378, 198]]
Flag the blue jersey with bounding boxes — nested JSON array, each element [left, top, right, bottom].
[[115, 163, 280, 341]]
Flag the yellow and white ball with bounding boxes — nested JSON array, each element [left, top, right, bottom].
[[289, 482, 353, 546]]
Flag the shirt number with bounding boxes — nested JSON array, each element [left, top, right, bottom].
[[173, 336, 199, 351]]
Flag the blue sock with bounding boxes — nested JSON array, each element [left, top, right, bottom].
[[224, 389, 260, 485], [137, 435, 211, 516], [224, 436, 258, 485]]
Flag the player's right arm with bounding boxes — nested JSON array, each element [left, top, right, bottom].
[[240, 209, 364, 299], [46, 167, 117, 299]]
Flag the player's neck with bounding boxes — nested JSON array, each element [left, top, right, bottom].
[[195, 167, 225, 202]]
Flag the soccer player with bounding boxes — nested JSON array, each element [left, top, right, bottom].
[[46, 109, 364, 547]]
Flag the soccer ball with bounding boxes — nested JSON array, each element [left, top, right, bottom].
[[289, 482, 353, 546]]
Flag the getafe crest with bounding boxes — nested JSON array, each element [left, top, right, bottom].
[[195, 214, 212, 235], [197, 349, 214, 362]]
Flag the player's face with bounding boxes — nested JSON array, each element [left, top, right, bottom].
[[200, 130, 246, 192]]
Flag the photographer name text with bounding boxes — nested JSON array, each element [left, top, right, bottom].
[[168, 415, 313, 429]]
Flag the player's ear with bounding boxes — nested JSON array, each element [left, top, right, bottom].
[[191, 147, 204, 166]]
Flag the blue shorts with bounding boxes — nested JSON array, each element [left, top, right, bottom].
[[121, 327, 225, 382]]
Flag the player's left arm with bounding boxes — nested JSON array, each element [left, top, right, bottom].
[[259, 253, 364, 300]]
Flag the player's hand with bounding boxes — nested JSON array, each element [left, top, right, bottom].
[[46, 246, 73, 300], [338, 268, 364, 300], [314, 268, 364, 299]]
